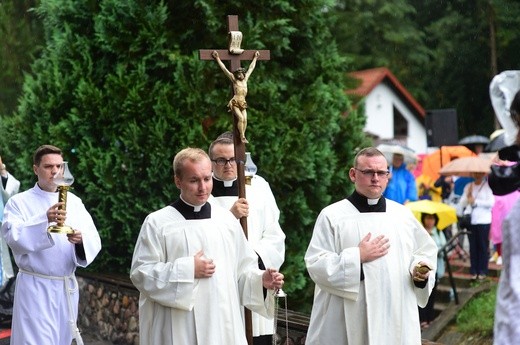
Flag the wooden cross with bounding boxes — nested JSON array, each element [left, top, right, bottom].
[[199, 14, 270, 233], [199, 15, 270, 345]]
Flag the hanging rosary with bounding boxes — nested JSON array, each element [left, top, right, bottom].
[[273, 289, 289, 345]]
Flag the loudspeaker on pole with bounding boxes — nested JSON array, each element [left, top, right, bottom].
[[425, 109, 459, 147]]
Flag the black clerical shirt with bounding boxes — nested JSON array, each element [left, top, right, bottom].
[[347, 190, 386, 213], [211, 178, 238, 197], [171, 199, 211, 220]]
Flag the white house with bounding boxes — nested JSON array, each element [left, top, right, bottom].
[[347, 67, 427, 155]]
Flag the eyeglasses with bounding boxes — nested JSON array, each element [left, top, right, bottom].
[[212, 157, 236, 166], [354, 168, 390, 178]]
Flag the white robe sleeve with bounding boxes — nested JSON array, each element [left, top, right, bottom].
[[250, 177, 285, 270], [305, 209, 362, 301], [130, 216, 197, 311], [2, 200, 55, 254], [235, 226, 275, 318], [1, 172, 20, 204], [72, 197, 102, 267], [407, 215, 438, 308]]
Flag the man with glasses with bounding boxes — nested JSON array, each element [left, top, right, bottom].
[[208, 132, 285, 345], [305, 147, 437, 345], [130, 147, 284, 345]]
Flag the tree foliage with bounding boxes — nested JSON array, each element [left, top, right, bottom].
[[331, 0, 520, 137], [4, 0, 520, 314], [0, 0, 44, 115], [0, 0, 368, 312]]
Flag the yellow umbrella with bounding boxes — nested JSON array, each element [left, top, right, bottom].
[[405, 200, 458, 230]]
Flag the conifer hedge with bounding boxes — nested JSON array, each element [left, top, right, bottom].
[[0, 0, 370, 312]]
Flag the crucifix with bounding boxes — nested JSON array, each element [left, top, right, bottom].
[[199, 15, 270, 345]]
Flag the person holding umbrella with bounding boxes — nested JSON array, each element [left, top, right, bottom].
[[456, 172, 494, 280]]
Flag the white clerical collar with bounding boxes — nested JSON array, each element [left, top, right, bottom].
[[367, 198, 380, 205], [179, 196, 206, 212], [212, 174, 236, 187]]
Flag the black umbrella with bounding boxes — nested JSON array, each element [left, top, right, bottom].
[[485, 131, 507, 152], [459, 135, 490, 145]]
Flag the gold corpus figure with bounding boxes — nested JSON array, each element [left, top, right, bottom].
[[212, 50, 260, 144]]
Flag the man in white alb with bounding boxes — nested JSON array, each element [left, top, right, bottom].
[[208, 132, 286, 345], [2, 144, 101, 345], [305, 147, 437, 345], [130, 147, 284, 345]]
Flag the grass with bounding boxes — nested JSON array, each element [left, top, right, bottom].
[[456, 284, 497, 338]]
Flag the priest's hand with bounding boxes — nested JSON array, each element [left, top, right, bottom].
[[194, 250, 216, 278], [47, 202, 66, 224], [67, 230, 82, 244], [412, 262, 432, 282], [262, 268, 284, 290], [359, 232, 389, 263], [230, 198, 249, 219]]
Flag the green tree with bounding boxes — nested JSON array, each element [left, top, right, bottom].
[[408, 0, 520, 136], [409, 0, 495, 136], [332, 0, 520, 138], [0, 0, 44, 116], [330, 0, 430, 99], [0, 0, 369, 312]]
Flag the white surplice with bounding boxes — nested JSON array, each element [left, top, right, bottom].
[[305, 198, 437, 345], [129, 201, 274, 345], [208, 175, 286, 336], [494, 198, 520, 344], [1, 172, 20, 214], [1, 172, 20, 286], [1, 183, 101, 345]]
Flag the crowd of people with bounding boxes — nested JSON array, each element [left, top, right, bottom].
[[1, 72, 520, 344]]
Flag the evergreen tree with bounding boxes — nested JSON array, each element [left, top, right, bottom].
[[0, 0, 43, 116], [0, 0, 369, 312], [330, 0, 430, 99]]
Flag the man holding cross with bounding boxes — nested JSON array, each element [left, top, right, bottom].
[[208, 132, 286, 345]]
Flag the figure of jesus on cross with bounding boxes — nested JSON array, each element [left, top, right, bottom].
[[212, 50, 260, 144]]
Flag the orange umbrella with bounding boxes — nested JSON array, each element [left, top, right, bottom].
[[421, 146, 476, 181]]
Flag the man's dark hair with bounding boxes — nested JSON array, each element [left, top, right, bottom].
[[33, 145, 62, 166]]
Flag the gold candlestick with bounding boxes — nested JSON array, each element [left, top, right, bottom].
[[47, 161, 75, 234]]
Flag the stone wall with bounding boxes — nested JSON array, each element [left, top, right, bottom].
[[77, 272, 140, 345], [76, 271, 309, 344]]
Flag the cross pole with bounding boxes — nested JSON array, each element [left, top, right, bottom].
[[199, 15, 270, 345]]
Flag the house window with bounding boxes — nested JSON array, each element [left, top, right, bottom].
[[393, 106, 408, 138]]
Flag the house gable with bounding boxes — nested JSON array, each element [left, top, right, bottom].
[[347, 67, 427, 154]]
